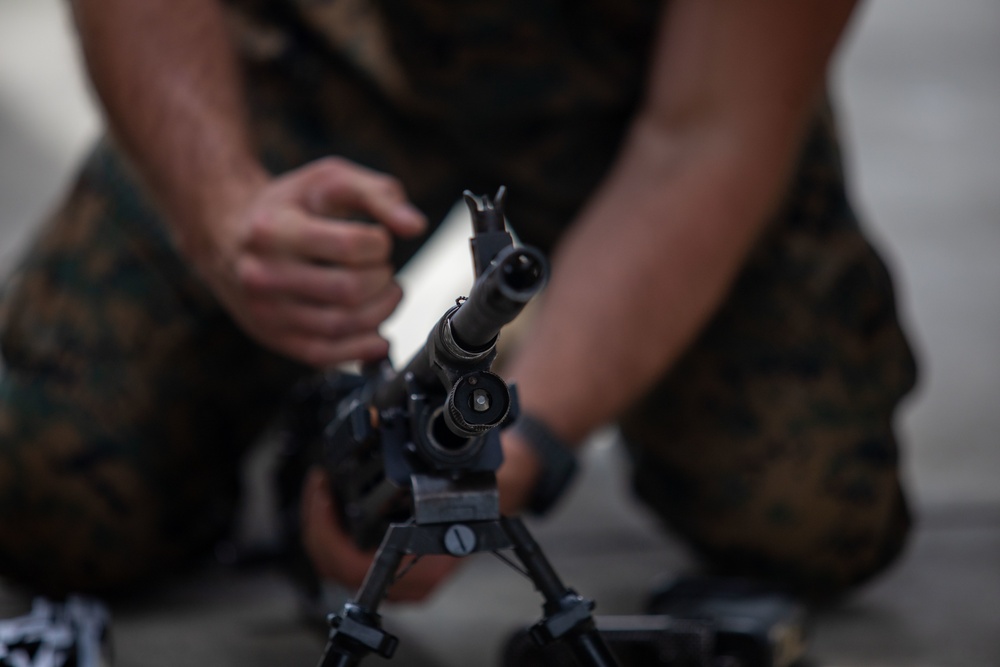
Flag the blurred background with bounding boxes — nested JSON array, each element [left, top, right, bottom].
[[1, 0, 997, 665]]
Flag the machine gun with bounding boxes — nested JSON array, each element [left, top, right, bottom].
[[323, 186, 540, 551], [311, 188, 620, 667]]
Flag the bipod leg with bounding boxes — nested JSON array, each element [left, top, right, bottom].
[[501, 517, 620, 667], [317, 525, 409, 667]]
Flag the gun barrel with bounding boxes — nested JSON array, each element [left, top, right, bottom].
[[372, 244, 547, 412], [450, 245, 547, 350]]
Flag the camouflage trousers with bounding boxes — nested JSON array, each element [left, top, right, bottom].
[[0, 53, 916, 598]]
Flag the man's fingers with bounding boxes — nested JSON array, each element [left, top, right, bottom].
[[245, 206, 393, 267], [301, 468, 375, 586], [251, 157, 426, 265], [284, 330, 391, 368], [352, 185, 427, 239], [238, 256, 398, 306], [295, 218, 394, 267], [300, 468, 460, 602], [250, 285, 402, 341], [297, 158, 427, 238]]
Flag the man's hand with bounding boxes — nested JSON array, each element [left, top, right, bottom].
[[194, 159, 427, 368], [72, 1, 426, 369], [497, 431, 544, 516], [301, 467, 460, 602]]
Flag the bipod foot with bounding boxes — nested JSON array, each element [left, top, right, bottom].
[[318, 603, 398, 667], [530, 591, 597, 646], [500, 517, 620, 667], [317, 521, 411, 667]]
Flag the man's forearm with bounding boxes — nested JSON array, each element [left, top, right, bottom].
[[495, 109, 808, 512], [505, 113, 808, 446], [502, 0, 855, 450], [71, 0, 266, 265]]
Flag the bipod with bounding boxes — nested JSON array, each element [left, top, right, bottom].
[[317, 472, 619, 667]]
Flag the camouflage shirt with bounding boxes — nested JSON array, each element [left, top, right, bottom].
[[223, 0, 662, 129]]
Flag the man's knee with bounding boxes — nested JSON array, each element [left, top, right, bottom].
[[627, 434, 912, 600], [0, 372, 231, 596], [687, 485, 910, 600]]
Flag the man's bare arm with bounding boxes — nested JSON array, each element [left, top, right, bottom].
[[71, 0, 264, 251], [71, 0, 426, 367], [499, 0, 858, 505]]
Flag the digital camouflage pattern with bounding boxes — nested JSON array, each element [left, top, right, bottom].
[[619, 111, 917, 598], [0, 144, 309, 594], [0, 0, 915, 597]]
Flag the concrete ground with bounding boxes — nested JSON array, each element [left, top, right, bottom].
[[1, 0, 998, 665]]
